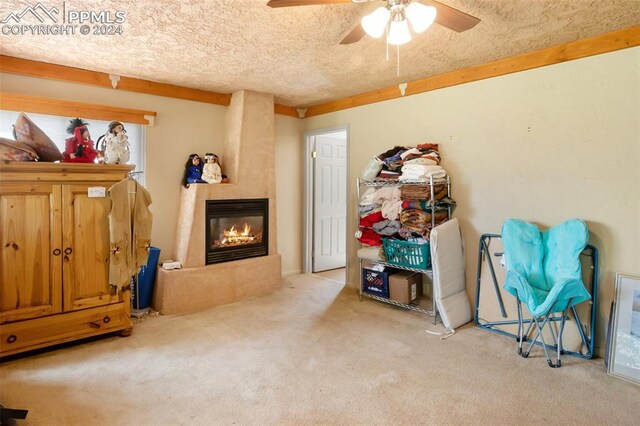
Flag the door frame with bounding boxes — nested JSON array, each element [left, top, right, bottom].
[[303, 125, 350, 274]]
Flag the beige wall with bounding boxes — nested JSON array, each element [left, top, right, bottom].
[[0, 74, 304, 276], [304, 47, 640, 353], [275, 115, 304, 276]]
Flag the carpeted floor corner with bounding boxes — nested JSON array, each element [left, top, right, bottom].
[[1, 273, 638, 425]]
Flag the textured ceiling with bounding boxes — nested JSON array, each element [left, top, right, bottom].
[[1, 0, 639, 106]]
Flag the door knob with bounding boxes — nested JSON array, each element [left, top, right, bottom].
[[64, 247, 73, 255], [52, 248, 61, 256], [7, 334, 17, 344]]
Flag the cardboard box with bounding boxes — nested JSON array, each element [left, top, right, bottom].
[[389, 271, 422, 304]]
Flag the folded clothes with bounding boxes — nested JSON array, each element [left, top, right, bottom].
[[382, 151, 405, 165], [401, 195, 454, 210], [360, 205, 381, 216], [400, 209, 449, 234], [377, 146, 408, 161], [404, 157, 438, 166], [384, 160, 404, 172], [417, 143, 439, 151], [402, 164, 443, 172], [359, 210, 383, 227], [357, 228, 382, 246], [379, 170, 400, 179], [373, 219, 401, 236], [400, 147, 421, 160], [357, 245, 384, 261], [381, 199, 403, 221], [399, 226, 433, 240], [435, 197, 457, 212], [359, 203, 377, 215], [373, 186, 401, 203], [401, 143, 440, 164], [402, 200, 434, 210], [399, 164, 447, 181], [401, 183, 447, 201], [359, 187, 376, 205], [399, 226, 420, 240]]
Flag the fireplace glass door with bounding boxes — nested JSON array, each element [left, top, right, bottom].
[[206, 199, 268, 264]]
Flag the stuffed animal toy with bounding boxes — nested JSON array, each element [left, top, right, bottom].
[[62, 118, 98, 163], [182, 154, 207, 187], [97, 121, 130, 164], [202, 153, 222, 184]]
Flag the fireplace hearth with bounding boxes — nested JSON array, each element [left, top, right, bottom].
[[206, 198, 268, 264]]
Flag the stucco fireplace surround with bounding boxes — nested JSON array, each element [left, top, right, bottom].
[[153, 90, 282, 315]]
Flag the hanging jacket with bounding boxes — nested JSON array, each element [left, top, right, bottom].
[[107, 178, 153, 288]]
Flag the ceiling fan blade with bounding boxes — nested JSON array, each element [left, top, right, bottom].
[[340, 23, 366, 45], [267, 0, 353, 7], [428, 0, 480, 32]]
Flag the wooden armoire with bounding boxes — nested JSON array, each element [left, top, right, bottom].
[[0, 162, 134, 357]]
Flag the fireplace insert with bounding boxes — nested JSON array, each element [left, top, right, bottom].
[[205, 198, 268, 265]]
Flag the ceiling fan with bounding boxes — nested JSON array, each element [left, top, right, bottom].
[[267, 0, 481, 45]]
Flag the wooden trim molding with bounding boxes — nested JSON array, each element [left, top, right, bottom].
[[0, 92, 157, 125], [1, 25, 637, 119], [274, 103, 299, 118], [305, 25, 640, 117], [0, 55, 232, 107], [0, 55, 297, 117]]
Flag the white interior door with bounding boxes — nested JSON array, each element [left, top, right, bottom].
[[313, 132, 347, 272]]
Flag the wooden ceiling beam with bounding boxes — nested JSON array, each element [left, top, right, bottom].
[[305, 25, 640, 117]]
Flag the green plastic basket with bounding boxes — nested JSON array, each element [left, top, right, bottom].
[[382, 238, 431, 270]]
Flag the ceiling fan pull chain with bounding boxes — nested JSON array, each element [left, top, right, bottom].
[[397, 44, 400, 78]]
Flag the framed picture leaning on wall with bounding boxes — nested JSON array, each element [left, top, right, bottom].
[[607, 273, 640, 385]]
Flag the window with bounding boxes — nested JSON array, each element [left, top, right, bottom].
[[0, 111, 146, 184]]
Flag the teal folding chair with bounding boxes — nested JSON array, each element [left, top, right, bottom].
[[502, 219, 591, 368]]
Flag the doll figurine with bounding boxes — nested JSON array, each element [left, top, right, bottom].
[[182, 154, 207, 187], [202, 153, 222, 184], [97, 121, 130, 164], [62, 118, 98, 163]]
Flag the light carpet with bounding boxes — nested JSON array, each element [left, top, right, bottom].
[[1, 274, 638, 425], [313, 268, 346, 284]]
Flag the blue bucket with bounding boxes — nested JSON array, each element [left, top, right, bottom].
[[133, 247, 161, 310]]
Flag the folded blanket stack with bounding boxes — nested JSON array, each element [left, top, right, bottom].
[[401, 183, 447, 201], [400, 209, 448, 232], [365, 142, 443, 179], [398, 164, 447, 182]]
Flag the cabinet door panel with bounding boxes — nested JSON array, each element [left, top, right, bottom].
[[63, 184, 119, 311], [0, 183, 62, 323]]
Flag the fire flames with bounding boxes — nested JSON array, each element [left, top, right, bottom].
[[220, 223, 259, 246]]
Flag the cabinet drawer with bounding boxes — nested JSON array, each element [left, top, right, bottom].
[[0, 303, 130, 356]]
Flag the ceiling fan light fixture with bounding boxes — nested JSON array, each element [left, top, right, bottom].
[[405, 2, 437, 34], [361, 7, 390, 39], [387, 15, 411, 46]]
